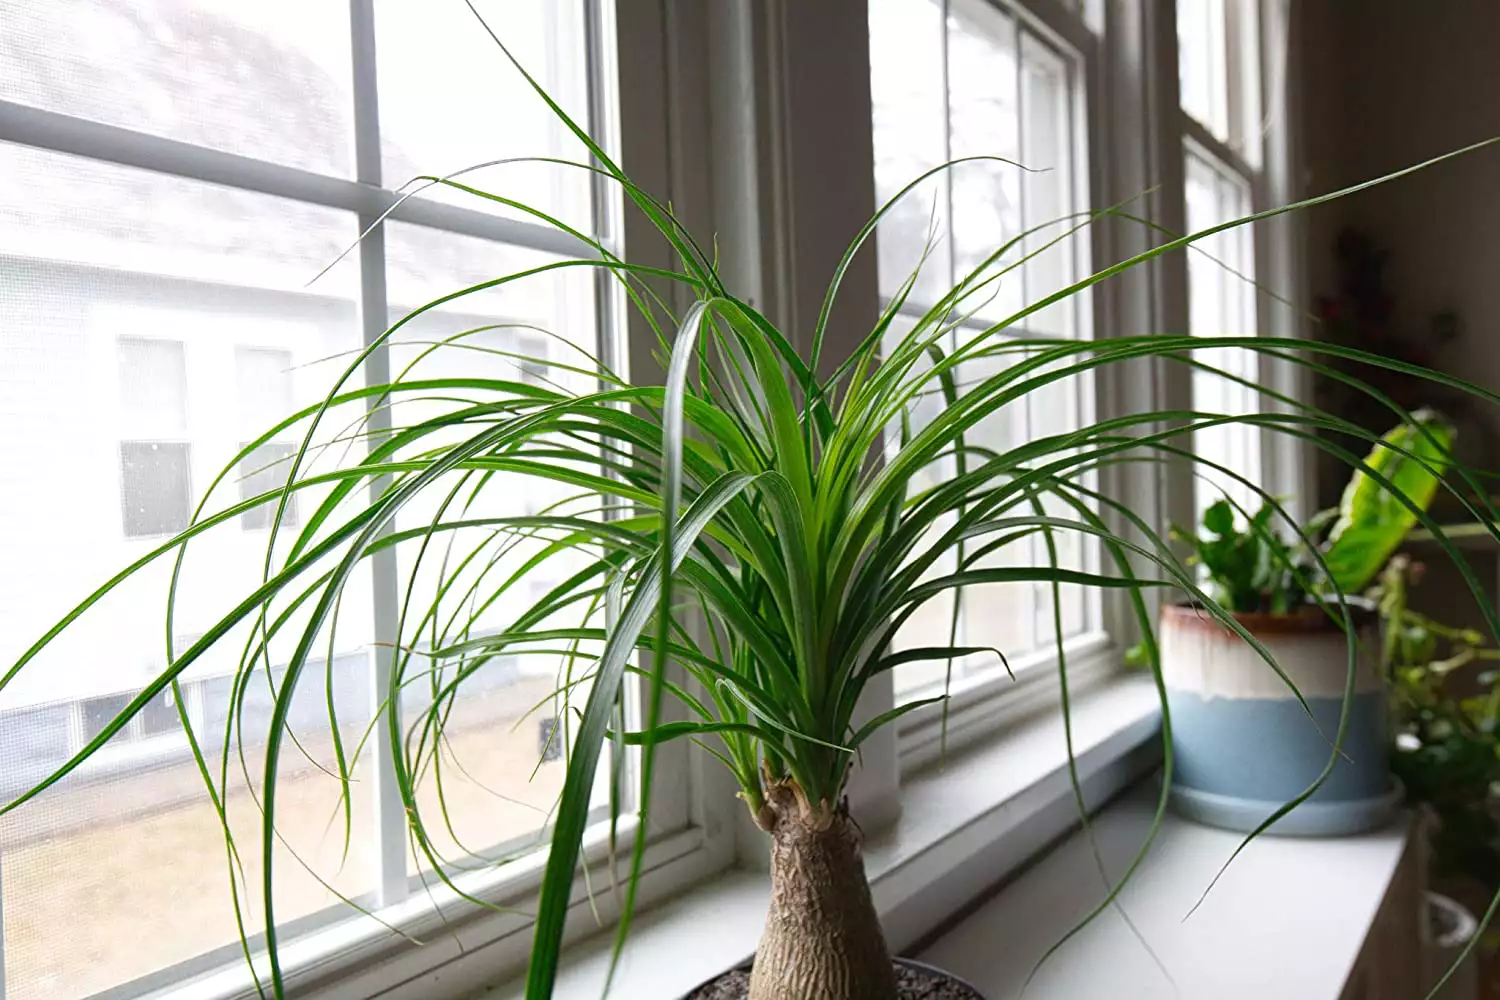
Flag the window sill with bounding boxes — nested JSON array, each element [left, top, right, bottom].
[[897, 630, 1117, 773], [919, 785, 1419, 999], [475, 672, 1164, 1000]]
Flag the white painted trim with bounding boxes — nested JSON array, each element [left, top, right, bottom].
[[0, 100, 600, 261], [898, 631, 1116, 770], [919, 785, 1418, 998], [1254, 0, 1313, 522], [344, 0, 411, 914]]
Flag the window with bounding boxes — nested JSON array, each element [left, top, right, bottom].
[[236, 347, 299, 529], [0, 2, 617, 998], [118, 338, 193, 538], [1177, 0, 1267, 520], [1185, 149, 1261, 519], [869, 0, 1097, 702]]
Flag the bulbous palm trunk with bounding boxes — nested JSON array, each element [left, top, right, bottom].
[[747, 785, 898, 1000]]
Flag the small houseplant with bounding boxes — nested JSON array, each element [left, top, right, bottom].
[[3, 38, 1500, 1000], [1379, 554, 1500, 1000], [1160, 413, 1455, 834]]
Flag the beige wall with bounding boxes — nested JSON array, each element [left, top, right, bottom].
[[1301, 0, 1500, 503], [1300, 1, 1500, 624]]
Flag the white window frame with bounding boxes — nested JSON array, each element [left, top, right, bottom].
[[859, 0, 1124, 768], [0, 3, 726, 999], [0, 0, 1307, 996], [1169, 0, 1307, 523]]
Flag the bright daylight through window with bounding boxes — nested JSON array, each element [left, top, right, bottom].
[[1177, 0, 1267, 520], [0, 2, 615, 997], [868, 0, 1098, 704]]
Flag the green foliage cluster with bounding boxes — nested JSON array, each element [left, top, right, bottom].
[[1173, 410, 1456, 614], [1382, 556, 1500, 888]]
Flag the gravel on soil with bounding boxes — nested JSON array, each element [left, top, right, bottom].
[[683, 960, 986, 999]]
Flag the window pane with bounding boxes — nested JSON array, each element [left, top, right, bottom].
[[382, 222, 607, 876], [0, 144, 377, 1000], [870, 0, 952, 305], [373, 0, 593, 230], [1026, 356, 1091, 639], [875, 6, 1094, 702], [1185, 150, 1261, 521], [886, 316, 962, 698], [1020, 34, 1077, 337], [946, 0, 1023, 322], [119, 338, 188, 436], [956, 337, 1035, 669], [1177, 0, 1229, 137], [239, 442, 299, 530], [120, 440, 193, 537], [0, 0, 354, 176]]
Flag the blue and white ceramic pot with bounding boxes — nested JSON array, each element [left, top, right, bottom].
[[1160, 602, 1400, 836]]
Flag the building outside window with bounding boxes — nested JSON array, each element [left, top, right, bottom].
[[0, 1, 612, 997]]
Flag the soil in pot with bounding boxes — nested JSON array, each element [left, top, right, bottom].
[[683, 958, 986, 1000]]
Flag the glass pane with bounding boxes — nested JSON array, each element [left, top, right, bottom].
[[0, 144, 376, 1000], [381, 222, 605, 875], [869, 0, 952, 306], [239, 442, 300, 530], [1177, 0, 1229, 138], [373, 0, 593, 231], [120, 440, 193, 537], [885, 315, 962, 698], [0, 0, 354, 176], [119, 338, 188, 436], [955, 337, 1035, 668], [1020, 33, 1076, 337], [946, 0, 1023, 322], [1185, 150, 1261, 522], [1026, 357, 1091, 639]]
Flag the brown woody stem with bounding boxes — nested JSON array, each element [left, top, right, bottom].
[[747, 784, 897, 1000]]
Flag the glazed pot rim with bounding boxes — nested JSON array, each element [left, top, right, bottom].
[[1162, 598, 1376, 634]]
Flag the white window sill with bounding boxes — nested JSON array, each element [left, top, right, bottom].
[[474, 673, 1165, 1000], [920, 785, 1418, 999]]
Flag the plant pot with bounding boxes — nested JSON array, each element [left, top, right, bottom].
[[1160, 602, 1399, 836], [1424, 892, 1480, 1000], [680, 957, 987, 999]]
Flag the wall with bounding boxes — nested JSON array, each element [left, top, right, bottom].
[[1300, 0, 1500, 624], [1301, 0, 1500, 498]]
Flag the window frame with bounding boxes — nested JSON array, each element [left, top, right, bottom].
[[0, 2, 721, 998], [864, 0, 1119, 761], [0, 0, 1307, 996], [1171, 0, 1306, 524]]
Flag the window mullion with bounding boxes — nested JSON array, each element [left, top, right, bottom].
[[348, 0, 409, 910]]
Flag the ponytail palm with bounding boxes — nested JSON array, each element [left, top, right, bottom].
[[4, 35, 1500, 1000]]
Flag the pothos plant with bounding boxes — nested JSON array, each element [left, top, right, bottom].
[[4, 34, 1500, 1000], [1171, 411, 1456, 615], [1382, 554, 1500, 891]]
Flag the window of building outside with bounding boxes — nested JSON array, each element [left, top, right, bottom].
[[1177, 0, 1268, 522], [0, 1, 617, 998], [868, 0, 1099, 705]]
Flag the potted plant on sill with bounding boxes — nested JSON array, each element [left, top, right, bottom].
[[1379, 553, 1500, 1000], [3, 43, 1500, 1000], [1161, 412, 1455, 836]]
